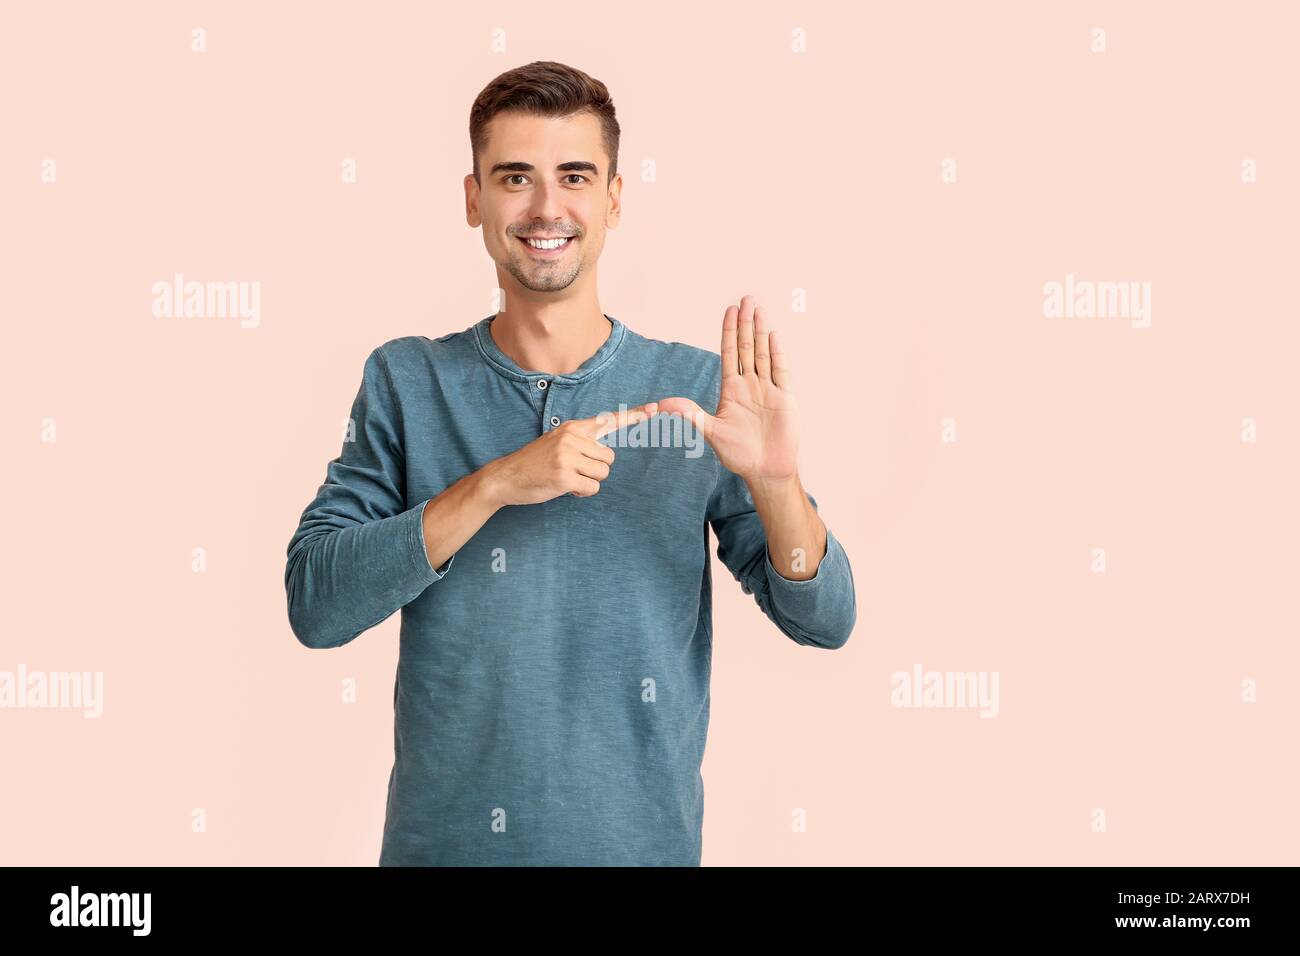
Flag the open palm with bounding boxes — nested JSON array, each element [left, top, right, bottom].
[[656, 296, 799, 483]]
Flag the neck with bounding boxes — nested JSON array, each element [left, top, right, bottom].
[[488, 302, 611, 375]]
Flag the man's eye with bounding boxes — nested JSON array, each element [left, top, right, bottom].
[[504, 173, 586, 185]]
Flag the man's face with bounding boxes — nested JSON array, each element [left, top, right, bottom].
[[466, 110, 621, 294]]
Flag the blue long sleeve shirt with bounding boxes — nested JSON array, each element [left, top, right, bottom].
[[284, 313, 857, 865]]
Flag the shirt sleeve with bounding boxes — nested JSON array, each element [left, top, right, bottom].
[[284, 346, 455, 649], [705, 463, 857, 649]]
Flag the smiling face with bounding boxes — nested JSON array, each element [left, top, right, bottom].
[[466, 110, 622, 295]]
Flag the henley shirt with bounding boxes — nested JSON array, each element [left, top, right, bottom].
[[284, 313, 857, 866]]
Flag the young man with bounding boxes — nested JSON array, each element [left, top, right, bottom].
[[284, 61, 857, 866]]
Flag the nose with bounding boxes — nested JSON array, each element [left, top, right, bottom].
[[526, 176, 567, 223]]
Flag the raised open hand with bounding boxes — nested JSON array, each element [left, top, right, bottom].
[[655, 295, 799, 483]]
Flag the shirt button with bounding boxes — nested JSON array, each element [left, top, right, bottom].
[[537, 379, 548, 389], [550, 416, 561, 427]]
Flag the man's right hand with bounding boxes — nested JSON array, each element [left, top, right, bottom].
[[481, 402, 659, 506]]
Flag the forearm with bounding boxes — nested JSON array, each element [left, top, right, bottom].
[[746, 471, 827, 580], [419, 465, 504, 571]]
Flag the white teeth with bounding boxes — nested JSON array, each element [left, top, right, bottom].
[[525, 237, 569, 250]]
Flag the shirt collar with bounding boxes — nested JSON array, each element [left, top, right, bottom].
[[472, 312, 627, 385]]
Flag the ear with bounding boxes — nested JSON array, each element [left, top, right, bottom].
[[464, 173, 481, 228], [605, 172, 623, 229]]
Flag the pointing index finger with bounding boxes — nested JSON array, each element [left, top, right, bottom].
[[584, 401, 659, 439]]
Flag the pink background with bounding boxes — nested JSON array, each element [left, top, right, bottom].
[[3, 1, 1296, 865]]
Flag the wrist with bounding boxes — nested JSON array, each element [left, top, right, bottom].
[[468, 461, 508, 512], [745, 471, 802, 509]]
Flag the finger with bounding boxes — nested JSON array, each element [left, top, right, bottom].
[[569, 475, 603, 497], [578, 437, 616, 464], [753, 305, 771, 382], [720, 305, 739, 380], [584, 401, 658, 440], [653, 396, 716, 441], [769, 328, 791, 390], [573, 455, 611, 482], [737, 295, 755, 375], [562, 426, 617, 462]]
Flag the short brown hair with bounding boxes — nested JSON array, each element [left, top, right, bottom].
[[469, 60, 620, 185]]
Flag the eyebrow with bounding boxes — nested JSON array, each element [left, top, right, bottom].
[[489, 161, 600, 176]]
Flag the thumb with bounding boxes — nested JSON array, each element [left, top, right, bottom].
[[654, 396, 717, 440]]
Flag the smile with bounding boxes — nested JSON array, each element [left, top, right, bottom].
[[517, 235, 575, 257]]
